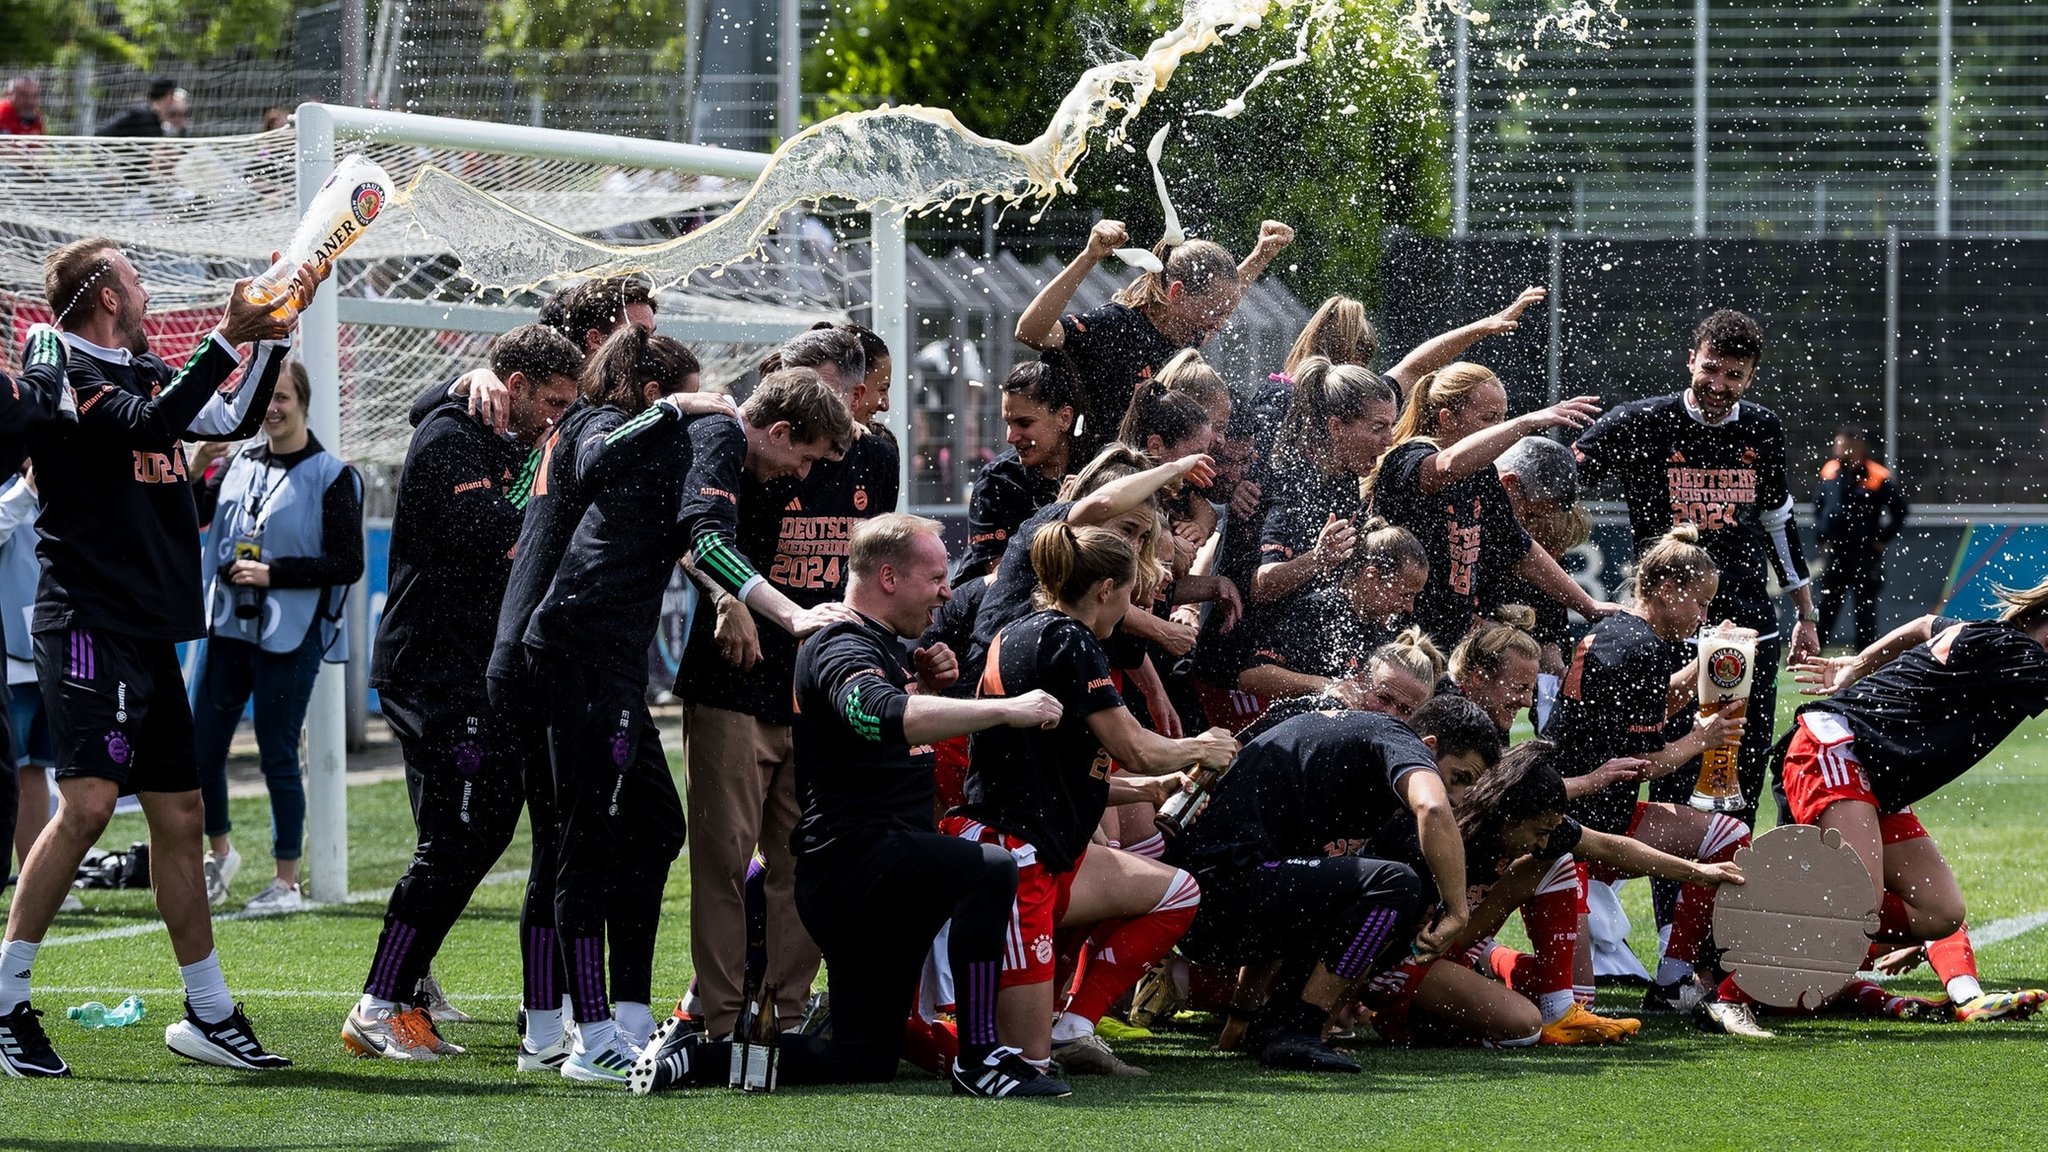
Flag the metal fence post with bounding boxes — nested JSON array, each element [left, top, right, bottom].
[[295, 104, 349, 904], [1693, 0, 1709, 238], [1453, 15, 1470, 238], [1935, 0, 1953, 235], [1884, 226, 1901, 464], [1547, 231, 1564, 405]]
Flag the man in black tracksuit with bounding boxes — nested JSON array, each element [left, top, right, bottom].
[[633, 513, 1068, 1098], [342, 325, 583, 1060], [1572, 309, 1819, 829], [0, 240, 304, 1079], [1814, 427, 1908, 651]]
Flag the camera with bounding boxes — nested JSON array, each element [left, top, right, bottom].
[[228, 537, 264, 620]]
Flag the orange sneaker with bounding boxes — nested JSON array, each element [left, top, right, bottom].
[[1539, 1004, 1640, 1045]]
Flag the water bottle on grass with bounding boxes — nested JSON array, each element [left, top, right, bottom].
[[67, 995, 146, 1029]]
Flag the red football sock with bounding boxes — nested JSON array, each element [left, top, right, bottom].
[[899, 1012, 957, 1075], [1925, 925, 1978, 985], [1064, 871, 1200, 1025], [1716, 974, 1752, 1005], [1515, 863, 1581, 999], [1667, 818, 1749, 967]]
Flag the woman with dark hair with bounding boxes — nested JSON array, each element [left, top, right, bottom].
[[1362, 736, 1743, 1049], [945, 522, 1236, 1078], [192, 358, 364, 915], [954, 356, 1084, 582]]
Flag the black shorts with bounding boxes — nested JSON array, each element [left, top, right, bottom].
[[35, 626, 198, 794]]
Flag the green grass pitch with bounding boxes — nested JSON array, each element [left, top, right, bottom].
[[6, 678, 2047, 1150]]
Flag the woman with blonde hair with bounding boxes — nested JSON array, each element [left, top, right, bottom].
[[1537, 526, 1753, 1030], [1367, 361, 1615, 646], [945, 522, 1238, 1078]]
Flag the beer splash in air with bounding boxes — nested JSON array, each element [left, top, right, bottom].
[[402, 0, 1337, 292], [399, 0, 1625, 292]]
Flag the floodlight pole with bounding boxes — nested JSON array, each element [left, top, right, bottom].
[[1935, 0, 1952, 235], [295, 103, 350, 904], [1692, 0, 1709, 238], [1452, 15, 1470, 238]]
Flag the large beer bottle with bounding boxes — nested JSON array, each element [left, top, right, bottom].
[[1689, 624, 1757, 812], [244, 153, 396, 321]]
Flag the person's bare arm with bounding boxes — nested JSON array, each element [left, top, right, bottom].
[[1106, 771, 1194, 807], [1513, 542, 1619, 621], [1237, 664, 1338, 703], [1085, 707, 1236, 777], [1415, 397, 1601, 496], [1403, 770, 1469, 960], [1235, 220, 1294, 286], [1069, 453, 1215, 526], [1793, 615, 1940, 696], [1016, 219, 1127, 349], [901, 690, 1064, 746], [1385, 286, 1547, 398], [1578, 828, 1746, 888], [1251, 513, 1354, 605]]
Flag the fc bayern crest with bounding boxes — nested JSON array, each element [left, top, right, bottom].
[[853, 485, 869, 511], [1707, 646, 1748, 689]]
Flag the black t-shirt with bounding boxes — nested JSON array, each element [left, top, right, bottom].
[[27, 334, 286, 641], [956, 609, 1127, 872], [791, 612, 932, 856], [1241, 586, 1398, 686], [965, 498, 1145, 688], [371, 400, 529, 698], [675, 430, 897, 723], [1540, 612, 1687, 835], [955, 450, 1061, 583], [526, 411, 747, 679], [1058, 302, 1187, 444], [1798, 617, 2048, 810], [1258, 458, 1366, 574], [1573, 395, 1810, 632], [488, 399, 620, 683], [918, 572, 990, 674], [1371, 440, 1532, 648], [1168, 709, 1438, 870]]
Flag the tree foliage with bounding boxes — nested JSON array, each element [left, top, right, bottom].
[[808, 1, 1451, 301], [483, 0, 694, 88]]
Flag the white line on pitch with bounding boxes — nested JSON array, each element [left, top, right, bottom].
[[40, 869, 528, 948], [1972, 908, 2048, 948]]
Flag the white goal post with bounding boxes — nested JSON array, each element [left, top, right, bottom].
[[291, 103, 912, 901]]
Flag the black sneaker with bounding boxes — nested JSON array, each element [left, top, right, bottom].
[[629, 1011, 708, 1096], [165, 1002, 292, 1069], [950, 1046, 1072, 1098], [0, 1003, 69, 1077], [1257, 1030, 1361, 1073], [1642, 976, 1704, 1014]]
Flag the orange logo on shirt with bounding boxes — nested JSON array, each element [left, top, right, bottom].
[[853, 486, 869, 512], [132, 449, 189, 484]]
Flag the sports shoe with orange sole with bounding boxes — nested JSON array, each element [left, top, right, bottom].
[[1538, 1003, 1641, 1045]]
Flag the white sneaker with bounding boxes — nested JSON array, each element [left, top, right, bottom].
[[516, 1033, 574, 1073], [415, 974, 473, 1023], [242, 879, 302, 916], [1696, 999, 1775, 1039], [58, 893, 84, 913], [560, 1034, 640, 1085], [204, 847, 242, 908]]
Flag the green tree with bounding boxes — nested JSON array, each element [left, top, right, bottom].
[[808, 1, 1451, 301], [483, 0, 693, 88], [109, 0, 295, 60], [0, 0, 138, 67]]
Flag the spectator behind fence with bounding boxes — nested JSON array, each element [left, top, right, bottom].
[[1814, 426, 1908, 651], [190, 358, 365, 916], [0, 76, 44, 135], [97, 77, 183, 137]]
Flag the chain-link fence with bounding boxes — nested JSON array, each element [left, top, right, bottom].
[[1375, 231, 2048, 507]]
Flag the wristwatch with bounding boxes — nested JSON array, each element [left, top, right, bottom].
[[1797, 609, 1819, 625]]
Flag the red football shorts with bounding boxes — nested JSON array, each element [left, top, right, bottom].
[[1780, 713, 1928, 845], [938, 815, 1083, 987]]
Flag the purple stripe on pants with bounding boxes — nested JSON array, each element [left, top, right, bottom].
[[368, 923, 416, 1000], [1335, 907, 1398, 981], [526, 927, 557, 1009]]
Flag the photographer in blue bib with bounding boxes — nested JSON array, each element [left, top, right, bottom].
[[189, 359, 364, 914]]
